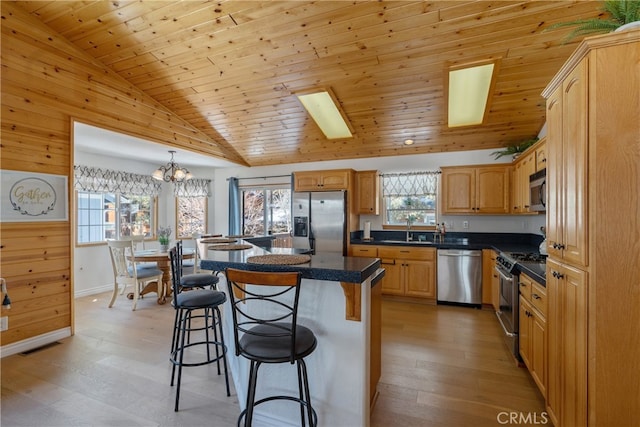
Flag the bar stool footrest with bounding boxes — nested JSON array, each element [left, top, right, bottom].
[[170, 340, 227, 368], [237, 395, 318, 427]]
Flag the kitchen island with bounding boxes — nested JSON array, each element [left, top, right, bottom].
[[199, 240, 383, 427]]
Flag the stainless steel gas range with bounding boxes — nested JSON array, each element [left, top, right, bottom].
[[495, 251, 546, 361]]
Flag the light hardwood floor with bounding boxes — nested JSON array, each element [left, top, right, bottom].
[[371, 301, 546, 427], [1, 293, 544, 426]]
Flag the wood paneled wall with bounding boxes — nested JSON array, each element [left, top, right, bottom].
[[0, 3, 223, 347]]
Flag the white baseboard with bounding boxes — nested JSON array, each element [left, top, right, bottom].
[[74, 284, 113, 298], [1, 327, 72, 358]]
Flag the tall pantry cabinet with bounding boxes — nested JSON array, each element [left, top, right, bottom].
[[541, 30, 640, 427]]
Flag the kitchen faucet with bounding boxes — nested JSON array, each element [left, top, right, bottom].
[[406, 217, 412, 242]]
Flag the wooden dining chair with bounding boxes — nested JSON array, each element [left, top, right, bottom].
[[130, 234, 157, 271], [107, 239, 163, 311]]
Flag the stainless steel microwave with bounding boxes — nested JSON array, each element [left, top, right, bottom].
[[529, 169, 546, 212]]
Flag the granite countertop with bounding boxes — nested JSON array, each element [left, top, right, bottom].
[[199, 242, 381, 284], [351, 231, 547, 286]]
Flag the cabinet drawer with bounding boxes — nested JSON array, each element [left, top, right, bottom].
[[531, 282, 547, 317], [351, 246, 378, 257], [378, 246, 435, 260], [519, 273, 533, 300]]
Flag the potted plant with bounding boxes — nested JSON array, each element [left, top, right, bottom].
[[546, 0, 640, 42], [491, 138, 539, 160], [157, 226, 172, 252]]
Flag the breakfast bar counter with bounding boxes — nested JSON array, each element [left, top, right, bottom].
[[199, 240, 383, 427]]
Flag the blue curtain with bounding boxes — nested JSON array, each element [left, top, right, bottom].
[[228, 177, 241, 235]]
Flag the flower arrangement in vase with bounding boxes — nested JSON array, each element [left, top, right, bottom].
[[157, 226, 172, 252]]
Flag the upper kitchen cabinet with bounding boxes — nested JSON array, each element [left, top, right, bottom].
[[545, 62, 588, 267], [511, 150, 536, 214], [542, 30, 639, 427], [441, 165, 510, 214], [511, 138, 546, 214], [355, 170, 380, 215], [535, 138, 547, 172], [293, 169, 353, 192]]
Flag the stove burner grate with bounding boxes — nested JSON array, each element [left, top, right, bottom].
[[507, 252, 547, 263]]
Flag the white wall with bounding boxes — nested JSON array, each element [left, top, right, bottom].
[[73, 151, 217, 297], [74, 148, 545, 297], [212, 148, 546, 235]]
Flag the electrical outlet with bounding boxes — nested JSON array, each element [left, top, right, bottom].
[[463, 221, 469, 229], [0, 316, 8, 332]]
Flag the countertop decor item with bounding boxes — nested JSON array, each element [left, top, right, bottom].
[[202, 237, 237, 244], [157, 226, 172, 252], [545, 0, 640, 42], [209, 244, 252, 251]]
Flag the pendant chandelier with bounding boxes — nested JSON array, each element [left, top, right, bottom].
[[152, 150, 193, 182]]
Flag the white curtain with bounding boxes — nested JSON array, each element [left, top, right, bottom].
[[173, 179, 210, 197], [381, 171, 440, 197], [73, 165, 161, 196]]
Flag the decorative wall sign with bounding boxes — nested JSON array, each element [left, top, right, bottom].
[[1, 170, 68, 222]]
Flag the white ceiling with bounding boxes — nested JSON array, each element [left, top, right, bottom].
[[73, 122, 238, 169]]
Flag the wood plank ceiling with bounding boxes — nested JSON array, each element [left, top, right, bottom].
[[16, 1, 601, 167]]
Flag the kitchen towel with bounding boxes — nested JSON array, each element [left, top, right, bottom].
[[364, 221, 371, 239]]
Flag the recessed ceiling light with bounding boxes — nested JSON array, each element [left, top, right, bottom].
[[297, 89, 353, 139], [446, 60, 498, 128], [404, 139, 415, 145]]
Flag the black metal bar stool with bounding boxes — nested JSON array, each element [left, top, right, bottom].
[[225, 268, 318, 427], [170, 241, 221, 355], [169, 246, 230, 412]]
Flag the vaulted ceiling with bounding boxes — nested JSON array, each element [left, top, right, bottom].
[[16, 1, 601, 167]]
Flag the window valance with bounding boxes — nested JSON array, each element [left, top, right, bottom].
[[381, 171, 440, 197], [74, 165, 162, 196], [174, 179, 211, 197]]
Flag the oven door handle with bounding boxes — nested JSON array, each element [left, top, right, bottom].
[[495, 267, 514, 282], [496, 311, 518, 338]]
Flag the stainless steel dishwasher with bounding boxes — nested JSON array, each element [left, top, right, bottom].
[[437, 249, 482, 306]]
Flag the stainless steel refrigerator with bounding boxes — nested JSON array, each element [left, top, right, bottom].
[[292, 191, 347, 255]]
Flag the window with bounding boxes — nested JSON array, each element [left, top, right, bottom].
[[176, 196, 207, 238], [74, 165, 162, 245], [242, 188, 291, 236], [381, 172, 439, 227], [77, 191, 156, 244]]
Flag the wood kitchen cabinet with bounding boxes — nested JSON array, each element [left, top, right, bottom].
[[350, 245, 436, 300], [535, 138, 547, 172], [511, 150, 536, 214], [482, 249, 500, 311], [545, 63, 588, 268], [293, 169, 352, 191], [377, 246, 436, 300], [355, 170, 379, 215], [541, 31, 639, 427], [349, 245, 378, 258], [440, 165, 510, 214], [481, 249, 498, 307], [546, 258, 587, 427], [518, 273, 547, 398]]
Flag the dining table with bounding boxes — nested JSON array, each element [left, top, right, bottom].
[[128, 248, 194, 304]]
